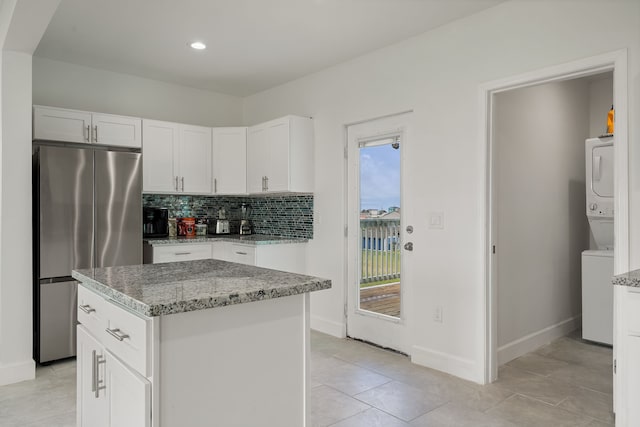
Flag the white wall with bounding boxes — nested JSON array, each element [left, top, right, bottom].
[[33, 57, 243, 127], [589, 74, 614, 138], [0, 0, 59, 386], [494, 79, 591, 363], [0, 50, 35, 386], [242, 0, 640, 382]]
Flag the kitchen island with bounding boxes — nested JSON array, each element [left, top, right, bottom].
[[72, 259, 331, 427]]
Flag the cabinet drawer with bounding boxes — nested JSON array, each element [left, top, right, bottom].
[[78, 285, 108, 339], [626, 289, 640, 336], [103, 301, 151, 377], [229, 244, 256, 265], [152, 243, 212, 263]]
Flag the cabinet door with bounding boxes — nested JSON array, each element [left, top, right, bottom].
[[265, 119, 290, 192], [179, 125, 212, 193], [33, 106, 92, 143], [212, 127, 247, 194], [105, 349, 151, 427], [211, 242, 232, 262], [142, 120, 179, 193], [247, 125, 269, 193], [77, 326, 109, 427], [92, 114, 142, 148]]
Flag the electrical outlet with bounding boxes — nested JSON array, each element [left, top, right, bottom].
[[434, 306, 443, 323]]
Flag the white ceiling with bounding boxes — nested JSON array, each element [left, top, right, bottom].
[[35, 0, 505, 97]]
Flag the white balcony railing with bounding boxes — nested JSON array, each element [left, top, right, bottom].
[[360, 218, 401, 284]]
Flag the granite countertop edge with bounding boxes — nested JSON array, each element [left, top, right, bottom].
[[72, 263, 331, 317], [144, 235, 308, 246], [613, 269, 640, 287]]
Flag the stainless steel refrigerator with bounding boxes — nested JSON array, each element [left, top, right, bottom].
[[33, 143, 142, 363]]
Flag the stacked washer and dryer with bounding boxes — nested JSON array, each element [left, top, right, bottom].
[[582, 136, 614, 345]]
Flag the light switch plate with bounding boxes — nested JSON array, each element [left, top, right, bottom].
[[428, 212, 444, 229]]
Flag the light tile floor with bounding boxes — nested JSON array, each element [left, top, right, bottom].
[[0, 330, 613, 426]]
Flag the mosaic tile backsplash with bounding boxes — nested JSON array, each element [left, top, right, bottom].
[[142, 194, 314, 239]]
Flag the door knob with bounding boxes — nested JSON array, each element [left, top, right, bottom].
[[406, 225, 413, 234], [404, 242, 413, 251]]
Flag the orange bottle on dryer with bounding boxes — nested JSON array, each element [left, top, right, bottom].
[[607, 105, 614, 135]]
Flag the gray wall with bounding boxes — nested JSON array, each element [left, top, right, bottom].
[[495, 78, 595, 353], [32, 56, 243, 127], [588, 74, 614, 138]]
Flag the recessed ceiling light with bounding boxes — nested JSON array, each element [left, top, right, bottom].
[[190, 41, 206, 50]]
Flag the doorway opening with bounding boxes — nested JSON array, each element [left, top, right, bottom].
[[482, 50, 628, 399], [346, 112, 412, 355]]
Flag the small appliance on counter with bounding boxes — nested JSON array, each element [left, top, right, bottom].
[[240, 203, 252, 235], [143, 207, 169, 238], [177, 217, 196, 237], [216, 208, 230, 234]]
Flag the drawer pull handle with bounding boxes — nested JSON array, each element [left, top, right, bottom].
[[175, 252, 192, 255], [79, 304, 96, 314], [105, 328, 130, 341], [235, 251, 248, 255]]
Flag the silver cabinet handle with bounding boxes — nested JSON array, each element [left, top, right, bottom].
[[93, 125, 98, 143], [79, 304, 95, 314], [85, 124, 90, 142], [174, 252, 192, 255], [92, 350, 106, 398], [105, 327, 130, 341], [175, 176, 179, 191], [214, 178, 217, 193], [265, 176, 269, 191], [181, 176, 185, 191], [261, 176, 265, 191], [235, 251, 248, 255]]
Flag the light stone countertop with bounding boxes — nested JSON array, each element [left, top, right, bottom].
[[613, 269, 640, 287], [144, 234, 308, 246], [72, 259, 331, 317]]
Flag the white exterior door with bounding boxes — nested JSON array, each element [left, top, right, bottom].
[[346, 113, 412, 354]]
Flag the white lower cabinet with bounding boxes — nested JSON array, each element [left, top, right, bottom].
[[77, 325, 151, 427], [211, 241, 306, 273], [145, 241, 307, 273], [143, 243, 212, 264]]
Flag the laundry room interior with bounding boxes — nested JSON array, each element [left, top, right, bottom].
[[493, 71, 614, 367]]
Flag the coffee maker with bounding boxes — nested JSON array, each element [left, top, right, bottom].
[[143, 207, 169, 237], [240, 203, 252, 235]]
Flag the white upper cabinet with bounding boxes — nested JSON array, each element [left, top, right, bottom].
[[142, 120, 178, 193], [142, 120, 212, 194], [33, 106, 141, 148], [179, 125, 213, 193], [247, 115, 314, 194], [212, 127, 247, 195], [91, 113, 142, 147]]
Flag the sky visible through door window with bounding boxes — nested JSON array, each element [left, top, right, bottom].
[[360, 143, 400, 211]]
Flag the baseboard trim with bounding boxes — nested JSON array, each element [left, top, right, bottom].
[[411, 345, 480, 383], [310, 315, 345, 338], [498, 315, 581, 365], [0, 359, 35, 386]]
